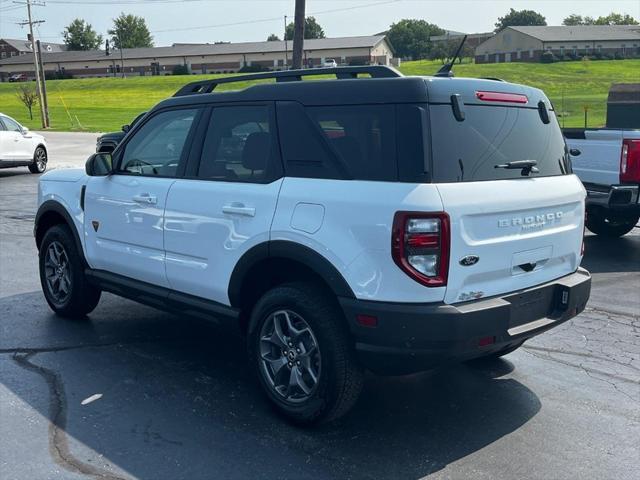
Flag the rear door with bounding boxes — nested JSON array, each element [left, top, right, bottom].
[[428, 99, 585, 305], [164, 103, 283, 305]]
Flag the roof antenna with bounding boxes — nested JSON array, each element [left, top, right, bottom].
[[434, 35, 468, 78]]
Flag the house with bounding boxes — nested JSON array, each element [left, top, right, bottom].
[[475, 25, 640, 63], [0, 38, 65, 60], [0, 35, 394, 80]]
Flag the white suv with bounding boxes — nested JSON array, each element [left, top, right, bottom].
[[34, 67, 591, 424], [0, 113, 48, 173]]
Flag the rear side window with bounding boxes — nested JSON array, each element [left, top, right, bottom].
[[276, 102, 397, 181], [198, 105, 280, 183], [429, 105, 569, 182], [307, 105, 396, 181]]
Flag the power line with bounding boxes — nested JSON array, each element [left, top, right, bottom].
[[12, 0, 49, 128], [151, 0, 401, 34]]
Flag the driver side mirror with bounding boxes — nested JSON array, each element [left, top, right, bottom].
[[122, 124, 130, 133], [85, 153, 113, 176], [21, 127, 29, 135]]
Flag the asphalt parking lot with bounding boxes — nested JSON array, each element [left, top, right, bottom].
[[1, 132, 638, 480]]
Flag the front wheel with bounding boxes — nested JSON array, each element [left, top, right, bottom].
[[586, 211, 638, 237], [248, 282, 363, 425], [29, 146, 47, 174], [39, 224, 101, 318]]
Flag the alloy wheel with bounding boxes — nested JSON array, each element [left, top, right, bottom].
[[35, 148, 47, 172], [259, 309, 321, 403], [44, 241, 71, 304]]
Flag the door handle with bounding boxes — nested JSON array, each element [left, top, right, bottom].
[[222, 203, 255, 217], [132, 193, 157, 205]]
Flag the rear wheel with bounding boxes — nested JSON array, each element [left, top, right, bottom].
[[586, 211, 638, 237], [28, 146, 47, 174], [39, 224, 101, 318], [248, 282, 363, 425]]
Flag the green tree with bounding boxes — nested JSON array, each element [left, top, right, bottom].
[[267, 33, 280, 41], [284, 16, 325, 41], [108, 13, 153, 49], [495, 8, 547, 32], [387, 19, 445, 60], [593, 13, 638, 25], [429, 38, 474, 64], [562, 14, 586, 26], [62, 18, 103, 51]]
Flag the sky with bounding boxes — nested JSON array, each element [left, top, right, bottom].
[[1, 0, 639, 47]]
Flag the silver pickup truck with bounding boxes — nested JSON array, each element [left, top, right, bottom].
[[566, 128, 640, 237]]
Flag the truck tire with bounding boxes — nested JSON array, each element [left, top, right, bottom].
[[248, 282, 364, 425], [39, 224, 101, 318], [586, 212, 639, 238]]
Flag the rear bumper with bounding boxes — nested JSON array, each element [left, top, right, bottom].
[[585, 183, 640, 215], [340, 268, 591, 374]]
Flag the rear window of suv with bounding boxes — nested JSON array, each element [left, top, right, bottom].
[[429, 104, 570, 182]]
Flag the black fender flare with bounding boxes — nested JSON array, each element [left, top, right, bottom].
[[35, 200, 87, 266], [228, 240, 355, 308]]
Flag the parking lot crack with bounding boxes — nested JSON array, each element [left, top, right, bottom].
[[12, 352, 128, 480]]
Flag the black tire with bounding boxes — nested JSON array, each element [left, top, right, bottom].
[[28, 146, 47, 174], [586, 211, 638, 238], [248, 282, 364, 425], [39, 224, 101, 318]]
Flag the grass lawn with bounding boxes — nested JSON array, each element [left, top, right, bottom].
[[0, 59, 638, 132]]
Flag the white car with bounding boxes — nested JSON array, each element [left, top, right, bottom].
[[0, 113, 48, 173], [323, 59, 338, 68], [33, 67, 591, 425]]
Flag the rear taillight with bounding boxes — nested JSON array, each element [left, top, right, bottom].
[[620, 139, 640, 183], [392, 212, 450, 287]]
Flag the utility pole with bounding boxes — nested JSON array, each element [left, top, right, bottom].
[[291, 0, 305, 70], [283, 15, 288, 70], [36, 40, 49, 127], [16, 0, 47, 128], [117, 33, 125, 78]]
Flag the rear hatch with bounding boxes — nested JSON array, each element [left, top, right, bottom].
[[425, 78, 585, 304]]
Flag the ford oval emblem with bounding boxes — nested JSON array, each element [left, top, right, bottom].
[[460, 255, 479, 266]]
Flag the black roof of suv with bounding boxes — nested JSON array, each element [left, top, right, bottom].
[[157, 65, 550, 110]]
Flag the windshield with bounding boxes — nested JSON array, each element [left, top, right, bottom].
[[429, 104, 570, 182]]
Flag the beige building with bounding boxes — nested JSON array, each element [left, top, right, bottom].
[[0, 35, 394, 80], [475, 25, 640, 63]]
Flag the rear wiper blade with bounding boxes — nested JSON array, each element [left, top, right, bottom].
[[494, 160, 539, 176]]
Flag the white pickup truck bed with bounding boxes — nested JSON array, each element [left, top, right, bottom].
[[564, 128, 640, 237]]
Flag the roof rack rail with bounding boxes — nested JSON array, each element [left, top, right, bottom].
[[173, 65, 403, 97]]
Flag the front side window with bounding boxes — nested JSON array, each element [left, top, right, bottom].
[[198, 105, 275, 182], [2, 116, 22, 132], [118, 108, 197, 177]]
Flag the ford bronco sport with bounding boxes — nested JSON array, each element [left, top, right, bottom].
[[34, 66, 591, 424]]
